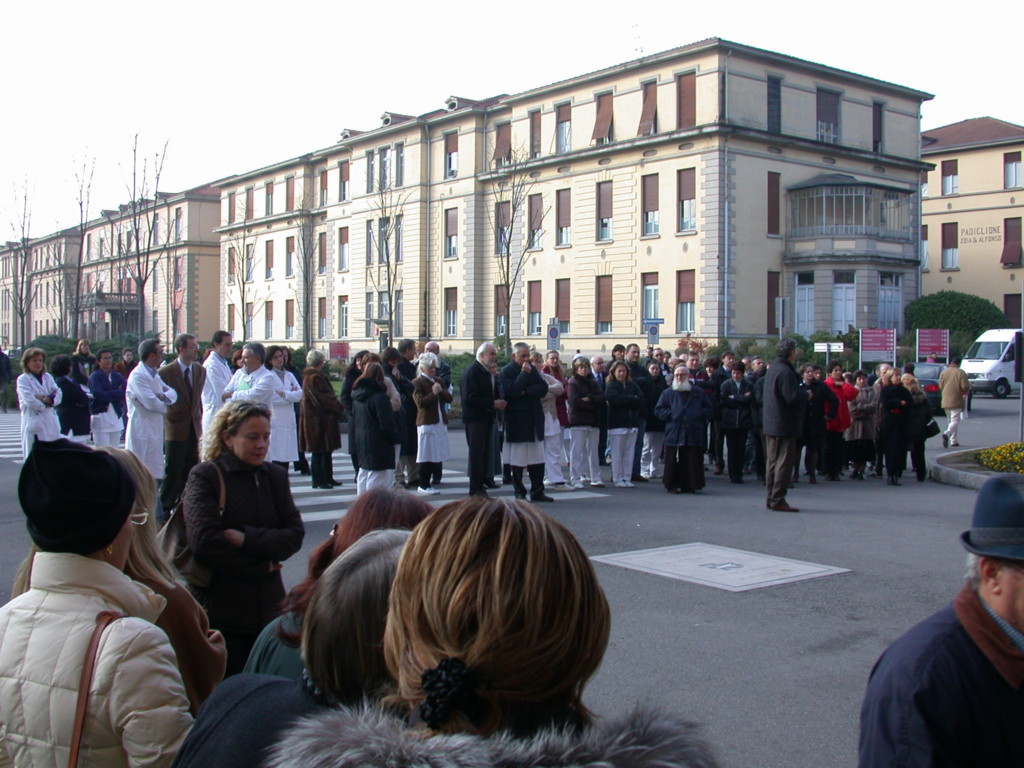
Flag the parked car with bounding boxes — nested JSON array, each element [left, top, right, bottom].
[[910, 362, 945, 415]]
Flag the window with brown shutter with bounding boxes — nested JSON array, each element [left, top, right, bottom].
[[596, 275, 612, 334], [676, 269, 695, 333], [338, 226, 349, 271], [556, 189, 571, 245], [638, 81, 657, 137], [265, 301, 274, 338], [1002, 218, 1022, 265], [318, 232, 326, 273], [941, 221, 958, 269], [285, 177, 295, 211], [495, 284, 508, 316], [265, 240, 274, 279], [677, 169, 696, 232], [556, 103, 571, 153], [529, 111, 542, 158], [592, 93, 613, 144], [596, 181, 613, 240], [319, 170, 328, 206], [339, 161, 350, 201], [444, 287, 458, 336], [445, 133, 459, 178], [286, 299, 294, 326], [445, 209, 458, 258], [555, 279, 570, 332], [493, 123, 512, 164], [816, 89, 840, 144], [227, 192, 236, 224], [941, 160, 959, 195], [767, 172, 781, 236], [1005, 152, 1022, 189], [676, 73, 695, 130], [245, 188, 254, 219], [767, 271, 780, 334], [641, 174, 659, 236], [495, 201, 511, 255], [528, 280, 542, 335], [265, 181, 274, 216], [529, 194, 543, 249]]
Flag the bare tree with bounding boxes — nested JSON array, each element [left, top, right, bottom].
[[291, 175, 320, 350], [67, 156, 94, 339], [487, 147, 546, 356], [222, 222, 267, 342], [119, 134, 168, 336], [6, 182, 39, 349], [365, 184, 410, 349]]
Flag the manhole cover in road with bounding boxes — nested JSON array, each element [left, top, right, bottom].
[[591, 542, 850, 592]]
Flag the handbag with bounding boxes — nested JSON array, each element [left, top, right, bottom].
[[158, 463, 226, 589], [69, 610, 124, 768], [924, 418, 941, 439]]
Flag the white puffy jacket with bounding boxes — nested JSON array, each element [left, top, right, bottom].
[[0, 552, 193, 767]]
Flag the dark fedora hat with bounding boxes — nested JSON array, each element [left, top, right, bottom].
[[961, 475, 1024, 561]]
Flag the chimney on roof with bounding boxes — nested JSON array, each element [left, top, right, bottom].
[[445, 97, 459, 112]]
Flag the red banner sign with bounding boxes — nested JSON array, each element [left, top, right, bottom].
[[916, 329, 949, 360], [328, 342, 350, 360], [861, 328, 896, 358]]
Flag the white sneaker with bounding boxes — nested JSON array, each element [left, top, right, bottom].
[[416, 487, 440, 496], [624, 481, 635, 488], [572, 481, 585, 490], [590, 480, 605, 488], [614, 481, 627, 488]]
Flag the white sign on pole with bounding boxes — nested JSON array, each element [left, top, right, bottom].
[[647, 324, 660, 345]]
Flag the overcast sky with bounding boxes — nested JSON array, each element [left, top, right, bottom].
[[3, 0, 1018, 238]]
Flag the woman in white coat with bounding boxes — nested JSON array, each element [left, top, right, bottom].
[[16, 347, 62, 459], [265, 345, 303, 469], [0, 439, 192, 767]]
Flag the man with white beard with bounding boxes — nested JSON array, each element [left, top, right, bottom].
[[654, 365, 714, 494]]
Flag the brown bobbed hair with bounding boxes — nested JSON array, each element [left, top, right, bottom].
[[20, 347, 46, 368], [302, 529, 410, 705], [278, 487, 433, 644], [383, 496, 611, 735]]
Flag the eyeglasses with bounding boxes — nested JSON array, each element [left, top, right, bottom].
[[130, 511, 149, 526]]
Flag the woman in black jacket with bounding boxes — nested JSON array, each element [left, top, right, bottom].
[[183, 401, 305, 676], [51, 354, 91, 441], [340, 350, 371, 472], [566, 357, 605, 489], [902, 372, 931, 483], [879, 368, 912, 485], [604, 361, 644, 488], [351, 362, 400, 495], [719, 361, 754, 484], [641, 360, 668, 479], [796, 365, 837, 484]]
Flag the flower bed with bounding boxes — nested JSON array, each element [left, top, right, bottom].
[[977, 443, 1024, 474]]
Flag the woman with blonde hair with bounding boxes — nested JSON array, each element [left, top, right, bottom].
[[265, 497, 720, 768], [183, 400, 305, 676]]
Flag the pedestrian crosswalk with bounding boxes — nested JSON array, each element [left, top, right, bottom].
[[0, 414, 608, 521], [289, 455, 609, 522]]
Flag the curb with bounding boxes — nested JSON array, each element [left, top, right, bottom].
[[928, 448, 1003, 490]]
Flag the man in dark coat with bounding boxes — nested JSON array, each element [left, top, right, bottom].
[[0, 346, 11, 413], [859, 475, 1024, 768], [762, 338, 808, 512], [590, 355, 609, 466], [459, 343, 506, 497], [498, 342, 550, 502]]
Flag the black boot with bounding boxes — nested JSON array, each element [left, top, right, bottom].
[[528, 463, 553, 502], [503, 463, 513, 485], [511, 466, 527, 499]]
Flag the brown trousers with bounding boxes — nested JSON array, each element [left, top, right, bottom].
[[765, 434, 798, 507]]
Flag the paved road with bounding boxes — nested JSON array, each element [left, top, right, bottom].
[[0, 395, 1018, 767]]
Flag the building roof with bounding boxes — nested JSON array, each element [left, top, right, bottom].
[[921, 117, 1024, 153], [787, 173, 912, 193]]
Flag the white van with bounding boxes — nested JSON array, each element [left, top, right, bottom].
[[962, 328, 1021, 398]]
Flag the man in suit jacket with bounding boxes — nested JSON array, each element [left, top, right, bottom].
[[590, 355, 610, 466], [459, 343, 506, 497], [159, 333, 206, 513]]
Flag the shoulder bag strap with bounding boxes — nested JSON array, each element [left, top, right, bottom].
[[69, 609, 124, 768], [210, 462, 227, 516]]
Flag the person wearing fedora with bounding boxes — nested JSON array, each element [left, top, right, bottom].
[[858, 475, 1024, 767]]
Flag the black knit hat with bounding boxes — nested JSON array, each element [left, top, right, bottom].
[[18, 439, 136, 555]]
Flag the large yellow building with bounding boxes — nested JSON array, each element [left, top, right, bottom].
[[920, 118, 1024, 321], [218, 38, 932, 355]]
